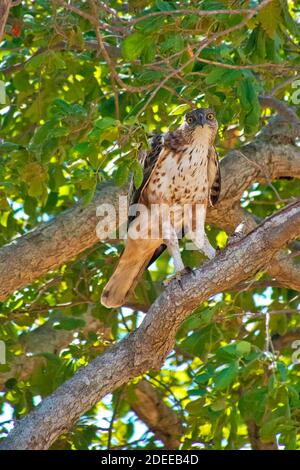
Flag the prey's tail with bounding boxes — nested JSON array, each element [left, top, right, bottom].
[[101, 237, 162, 308]]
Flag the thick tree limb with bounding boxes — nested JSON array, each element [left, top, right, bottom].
[[0, 117, 299, 301], [1, 200, 300, 450]]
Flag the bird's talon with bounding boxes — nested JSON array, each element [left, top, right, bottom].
[[184, 266, 192, 273], [163, 267, 194, 287], [184, 266, 197, 277], [227, 234, 243, 247]]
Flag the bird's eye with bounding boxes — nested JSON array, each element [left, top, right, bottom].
[[187, 117, 193, 124], [207, 113, 215, 121]]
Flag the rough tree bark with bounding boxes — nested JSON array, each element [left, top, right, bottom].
[[1, 199, 300, 450]]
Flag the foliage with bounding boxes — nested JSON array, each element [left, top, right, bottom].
[[0, 0, 299, 450]]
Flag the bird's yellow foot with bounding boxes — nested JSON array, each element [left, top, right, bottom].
[[163, 267, 195, 288]]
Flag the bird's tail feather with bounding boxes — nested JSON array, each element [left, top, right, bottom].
[[101, 237, 162, 308]]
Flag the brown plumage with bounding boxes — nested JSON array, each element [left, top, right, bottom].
[[101, 108, 220, 308]]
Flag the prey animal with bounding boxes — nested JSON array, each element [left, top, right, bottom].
[[101, 108, 221, 308]]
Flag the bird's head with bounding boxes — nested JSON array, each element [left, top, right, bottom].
[[183, 108, 218, 138]]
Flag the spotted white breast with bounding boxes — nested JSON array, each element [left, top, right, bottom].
[[145, 134, 210, 205]]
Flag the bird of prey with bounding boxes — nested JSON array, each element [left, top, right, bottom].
[[101, 108, 220, 308]]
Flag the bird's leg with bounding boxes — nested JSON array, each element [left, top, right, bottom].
[[164, 224, 184, 272], [186, 204, 216, 259], [163, 225, 191, 287], [202, 234, 216, 259], [167, 237, 185, 273]]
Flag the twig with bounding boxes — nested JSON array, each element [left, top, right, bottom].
[[270, 73, 300, 96], [0, 0, 12, 43], [107, 388, 124, 450], [129, 7, 264, 26], [88, 0, 151, 93], [197, 57, 295, 71]]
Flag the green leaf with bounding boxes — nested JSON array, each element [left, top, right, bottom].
[[280, 0, 300, 37], [28, 179, 45, 197], [122, 33, 146, 61], [135, 16, 165, 33], [185, 398, 205, 415], [140, 44, 156, 64], [236, 341, 251, 356], [0, 80, 6, 104], [216, 341, 251, 361], [51, 98, 73, 116], [54, 317, 86, 331], [216, 343, 238, 361], [0, 141, 20, 152], [195, 372, 211, 384], [260, 417, 288, 441], [132, 160, 144, 188], [28, 120, 67, 159], [25, 51, 65, 72], [221, 69, 242, 85], [160, 35, 184, 53], [214, 362, 239, 390], [94, 117, 117, 131], [238, 77, 256, 109], [277, 361, 288, 382], [114, 165, 129, 187], [81, 178, 97, 206], [137, 70, 164, 83], [169, 104, 190, 115], [269, 313, 288, 335], [181, 324, 222, 357], [13, 71, 30, 92], [211, 398, 227, 411], [156, 0, 173, 11], [257, 0, 282, 38], [205, 67, 227, 85], [238, 76, 260, 133], [239, 388, 268, 424]]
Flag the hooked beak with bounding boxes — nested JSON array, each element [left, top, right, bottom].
[[197, 114, 205, 127]]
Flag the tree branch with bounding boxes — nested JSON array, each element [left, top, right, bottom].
[[1, 199, 300, 449], [0, 0, 12, 42], [0, 117, 299, 301]]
